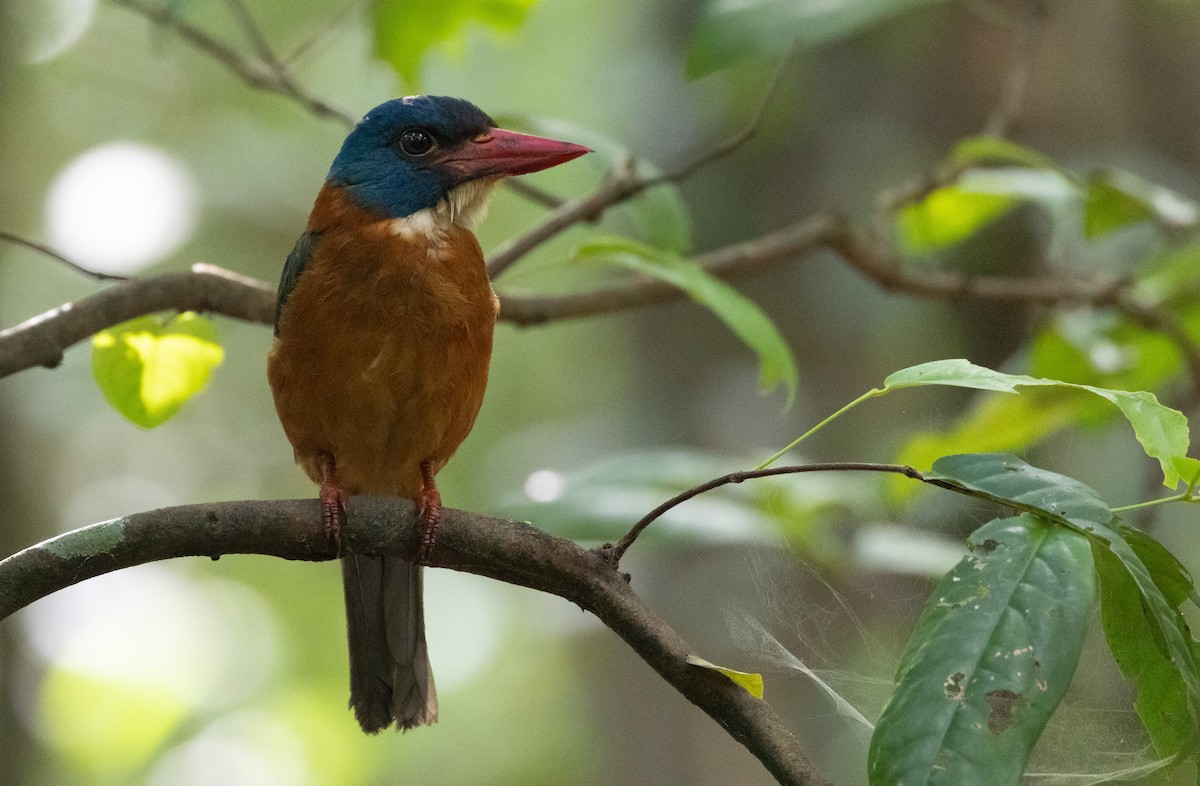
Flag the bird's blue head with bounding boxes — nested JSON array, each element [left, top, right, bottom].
[[328, 96, 589, 219]]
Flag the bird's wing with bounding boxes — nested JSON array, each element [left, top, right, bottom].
[[274, 231, 320, 335]]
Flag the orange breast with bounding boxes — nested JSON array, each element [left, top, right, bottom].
[[267, 191, 497, 497]]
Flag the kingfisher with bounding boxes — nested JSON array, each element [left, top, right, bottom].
[[267, 95, 589, 732]]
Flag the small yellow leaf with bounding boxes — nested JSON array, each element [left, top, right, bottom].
[[685, 654, 764, 699], [92, 312, 224, 428]]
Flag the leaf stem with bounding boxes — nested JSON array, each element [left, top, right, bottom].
[[755, 387, 887, 470]]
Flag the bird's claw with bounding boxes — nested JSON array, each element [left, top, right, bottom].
[[320, 479, 347, 557], [414, 490, 441, 564], [414, 463, 442, 564]]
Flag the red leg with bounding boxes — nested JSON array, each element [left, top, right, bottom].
[[319, 452, 347, 556], [414, 460, 442, 564]]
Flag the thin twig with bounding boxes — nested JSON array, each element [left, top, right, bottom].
[[487, 45, 801, 277], [223, 0, 280, 68], [651, 41, 801, 186], [282, 0, 368, 65], [0, 231, 129, 282], [610, 463, 925, 563], [981, 0, 1049, 138], [108, 0, 356, 127]]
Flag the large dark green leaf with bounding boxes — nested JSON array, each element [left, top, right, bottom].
[[927, 453, 1200, 759], [868, 514, 1095, 785]]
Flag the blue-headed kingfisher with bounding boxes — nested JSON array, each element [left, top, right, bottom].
[[267, 96, 588, 732]]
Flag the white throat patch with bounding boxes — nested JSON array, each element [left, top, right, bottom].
[[386, 178, 499, 243]]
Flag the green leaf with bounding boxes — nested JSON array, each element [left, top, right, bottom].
[[925, 452, 1200, 758], [951, 136, 1058, 171], [885, 359, 1191, 488], [927, 453, 1114, 529], [868, 514, 1095, 785], [685, 654, 764, 699], [1084, 171, 1158, 238], [1096, 544, 1194, 758], [896, 185, 1016, 253], [687, 0, 945, 78], [372, 0, 538, 86], [574, 237, 798, 400], [92, 312, 224, 428], [1084, 169, 1199, 239]]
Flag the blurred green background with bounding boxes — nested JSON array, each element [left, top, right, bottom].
[[2, 0, 1199, 783]]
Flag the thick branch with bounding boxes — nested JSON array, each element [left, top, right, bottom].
[[0, 499, 829, 786]]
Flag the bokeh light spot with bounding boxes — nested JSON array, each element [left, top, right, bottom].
[[46, 142, 197, 274], [524, 469, 565, 502], [5, 0, 97, 63]]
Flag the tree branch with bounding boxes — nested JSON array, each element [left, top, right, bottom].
[[0, 264, 273, 377], [0, 218, 1140, 379], [0, 231, 129, 283], [108, 0, 357, 126], [0, 499, 830, 786]]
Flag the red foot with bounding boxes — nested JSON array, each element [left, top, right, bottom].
[[414, 460, 442, 564], [319, 453, 347, 556]]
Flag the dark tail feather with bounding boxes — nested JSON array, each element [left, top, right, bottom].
[[341, 554, 438, 733]]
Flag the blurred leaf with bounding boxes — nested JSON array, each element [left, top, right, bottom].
[[1084, 169, 1199, 238], [372, 0, 539, 86], [504, 449, 779, 544], [868, 514, 1095, 785], [1085, 172, 1158, 238], [500, 116, 692, 253], [896, 185, 1016, 253], [575, 237, 797, 400], [92, 312, 224, 428], [952, 136, 1058, 171], [41, 669, 188, 778], [1135, 243, 1200, 305], [885, 359, 1191, 488], [686, 655, 765, 698], [687, 0, 945, 78], [1031, 312, 1183, 395]]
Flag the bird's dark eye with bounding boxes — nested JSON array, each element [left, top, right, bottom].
[[398, 128, 435, 156]]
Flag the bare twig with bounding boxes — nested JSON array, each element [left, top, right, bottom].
[[108, 0, 356, 127], [487, 46, 801, 278], [0, 231, 129, 282], [981, 0, 1049, 138], [0, 264, 273, 377], [0, 220, 1137, 380], [0, 498, 831, 786], [651, 41, 800, 186], [223, 0, 280, 68], [610, 463, 926, 563], [281, 0, 368, 65]]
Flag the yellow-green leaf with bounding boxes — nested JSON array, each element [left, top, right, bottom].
[[896, 185, 1016, 253], [685, 654, 764, 699], [92, 312, 224, 428]]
